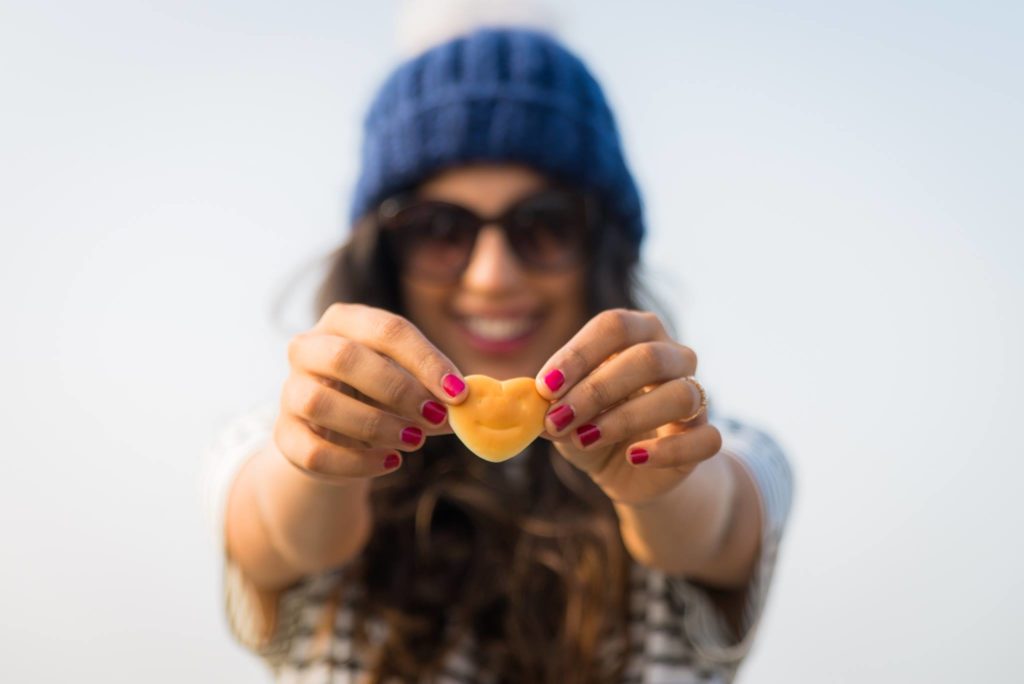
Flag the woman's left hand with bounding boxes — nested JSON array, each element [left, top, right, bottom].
[[535, 309, 723, 507]]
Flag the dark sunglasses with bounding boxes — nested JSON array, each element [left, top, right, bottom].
[[376, 186, 598, 283]]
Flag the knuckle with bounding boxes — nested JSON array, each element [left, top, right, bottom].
[[300, 443, 332, 473], [278, 418, 327, 473], [378, 371, 410, 407], [643, 310, 664, 331], [635, 342, 664, 372], [599, 308, 631, 337], [583, 378, 611, 409], [375, 313, 410, 345], [277, 416, 347, 479], [329, 337, 358, 375], [617, 407, 639, 439], [413, 351, 442, 384], [359, 409, 384, 444], [563, 345, 589, 373], [298, 384, 331, 420]]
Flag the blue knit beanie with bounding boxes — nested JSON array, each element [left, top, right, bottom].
[[348, 27, 645, 246]]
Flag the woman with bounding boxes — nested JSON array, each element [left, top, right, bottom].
[[203, 26, 793, 683]]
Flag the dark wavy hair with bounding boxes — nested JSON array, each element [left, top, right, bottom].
[[275, 181, 676, 683]]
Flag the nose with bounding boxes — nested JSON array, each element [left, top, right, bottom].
[[460, 224, 525, 292]]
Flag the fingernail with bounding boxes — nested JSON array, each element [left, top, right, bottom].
[[543, 369, 565, 392], [442, 373, 465, 397], [577, 424, 601, 447], [548, 404, 575, 432], [628, 448, 649, 465], [384, 453, 401, 469], [401, 427, 423, 445], [421, 400, 447, 424]]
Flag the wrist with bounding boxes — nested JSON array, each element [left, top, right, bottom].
[[254, 442, 373, 572], [612, 455, 736, 577]]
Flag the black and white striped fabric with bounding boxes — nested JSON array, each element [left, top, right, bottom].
[[199, 398, 793, 683]]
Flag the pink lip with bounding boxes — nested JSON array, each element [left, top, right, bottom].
[[457, 318, 541, 354], [456, 308, 536, 318]]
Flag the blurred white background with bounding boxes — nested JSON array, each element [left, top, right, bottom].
[[1, 0, 1021, 681]]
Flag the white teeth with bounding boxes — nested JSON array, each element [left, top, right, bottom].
[[463, 317, 534, 341]]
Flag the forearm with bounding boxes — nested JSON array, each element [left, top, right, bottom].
[[613, 451, 761, 588], [225, 441, 373, 591]]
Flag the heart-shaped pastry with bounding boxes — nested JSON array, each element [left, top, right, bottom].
[[448, 375, 551, 462]]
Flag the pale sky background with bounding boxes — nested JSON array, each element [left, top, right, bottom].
[[1, 1, 1021, 682]]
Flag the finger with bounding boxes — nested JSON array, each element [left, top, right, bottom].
[[623, 424, 723, 470], [542, 341, 696, 437], [534, 309, 670, 401], [305, 420, 367, 449], [275, 413, 405, 481], [563, 376, 705, 452], [314, 303, 468, 404], [283, 373, 431, 452], [289, 332, 451, 430]]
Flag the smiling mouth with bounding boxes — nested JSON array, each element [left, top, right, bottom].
[[460, 315, 539, 341]]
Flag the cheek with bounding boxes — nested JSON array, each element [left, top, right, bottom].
[[400, 282, 449, 336], [401, 280, 446, 314], [545, 274, 588, 331]]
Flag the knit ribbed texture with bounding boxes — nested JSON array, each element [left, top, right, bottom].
[[348, 27, 645, 245]]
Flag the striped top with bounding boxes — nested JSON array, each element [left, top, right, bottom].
[[199, 397, 793, 683]]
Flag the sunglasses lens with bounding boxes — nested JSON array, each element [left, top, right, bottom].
[[378, 189, 591, 281], [506, 192, 587, 269], [383, 202, 476, 280]]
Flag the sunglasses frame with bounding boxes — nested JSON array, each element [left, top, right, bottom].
[[375, 185, 601, 283]]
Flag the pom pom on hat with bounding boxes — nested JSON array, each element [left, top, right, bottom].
[[395, 0, 563, 58]]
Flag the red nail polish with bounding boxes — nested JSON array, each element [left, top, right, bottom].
[[577, 424, 601, 447], [401, 427, 423, 445], [421, 400, 447, 424], [442, 374, 465, 397], [548, 404, 575, 431], [384, 453, 401, 469], [543, 369, 565, 392], [628, 448, 649, 465]]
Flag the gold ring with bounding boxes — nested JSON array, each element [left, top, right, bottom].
[[679, 376, 707, 423]]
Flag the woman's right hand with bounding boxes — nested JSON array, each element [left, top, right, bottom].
[[273, 303, 468, 484]]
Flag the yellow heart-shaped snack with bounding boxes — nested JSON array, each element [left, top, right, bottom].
[[448, 375, 551, 462]]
